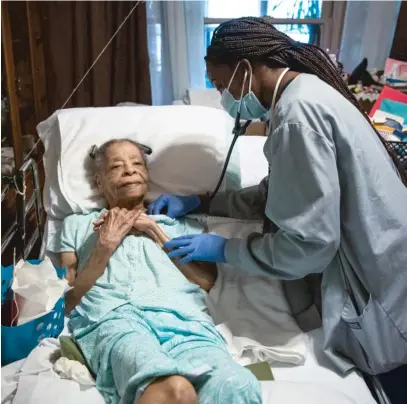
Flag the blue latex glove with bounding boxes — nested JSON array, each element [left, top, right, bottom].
[[148, 194, 201, 218], [164, 234, 227, 264]]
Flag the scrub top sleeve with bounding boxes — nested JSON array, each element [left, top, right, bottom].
[[209, 177, 268, 220], [225, 123, 341, 279]]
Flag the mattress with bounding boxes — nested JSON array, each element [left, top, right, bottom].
[[1, 329, 374, 404]]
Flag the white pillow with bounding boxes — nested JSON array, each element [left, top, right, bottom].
[[38, 112, 73, 220], [38, 105, 239, 218]]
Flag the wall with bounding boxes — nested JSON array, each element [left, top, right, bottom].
[[339, 0, 401, 72]]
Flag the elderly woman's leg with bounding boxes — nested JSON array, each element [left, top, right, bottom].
[[159, 314, 262, 404], [73, 304, 191, 404], [196, 352, 262, 404], [137, 376, 197, 404]]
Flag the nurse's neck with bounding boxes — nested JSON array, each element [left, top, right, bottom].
[[260, 68, 300, 107]]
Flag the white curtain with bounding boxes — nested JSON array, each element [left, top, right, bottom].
[[147, 0, 206, 105], [339, 1, 401, 73]]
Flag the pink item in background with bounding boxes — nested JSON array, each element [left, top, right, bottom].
[[369, 86, 407, 118], [384, 58, 407, 77]]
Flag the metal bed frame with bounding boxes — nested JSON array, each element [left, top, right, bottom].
[[1, 157, 43, 261]]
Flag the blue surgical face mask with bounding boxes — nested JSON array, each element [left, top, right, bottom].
[[221, 62, 268, 120]]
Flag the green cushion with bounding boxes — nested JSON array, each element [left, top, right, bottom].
[[59, 336, 96, 378], [245, 361, 274, 381], [59, 336, 87, 367]]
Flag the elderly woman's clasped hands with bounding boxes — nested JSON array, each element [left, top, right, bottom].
[[92, 208, 167, 249]]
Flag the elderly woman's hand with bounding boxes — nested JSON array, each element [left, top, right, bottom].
[[94, 211, 168, 246], [132, 214, 168, 246], [93, 211, 109, 232], [94, 208, 142, 253]]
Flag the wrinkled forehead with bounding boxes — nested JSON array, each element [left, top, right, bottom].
[[105, 141, 144, 161]]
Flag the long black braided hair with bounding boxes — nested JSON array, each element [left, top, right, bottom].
[[205, 17, 407, 186]]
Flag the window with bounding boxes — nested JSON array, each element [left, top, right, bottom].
[[204, 0, 345, 87]]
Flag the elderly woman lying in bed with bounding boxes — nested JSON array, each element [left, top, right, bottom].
[[55, 139, 261, 404]]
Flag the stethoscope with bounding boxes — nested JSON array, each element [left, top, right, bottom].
[[209, 70, 252, 201]]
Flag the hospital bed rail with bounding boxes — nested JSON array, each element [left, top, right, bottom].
[[1, 157, 43, 261]]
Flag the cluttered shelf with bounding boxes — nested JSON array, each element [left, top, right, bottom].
[[345, 59, 407, 174], [345, 57, 407, 114]]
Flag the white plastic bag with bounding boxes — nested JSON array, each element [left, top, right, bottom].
[[11, 258, 68, 325]]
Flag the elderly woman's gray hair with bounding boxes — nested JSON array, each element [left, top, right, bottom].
[[89, 139, 149, 173]]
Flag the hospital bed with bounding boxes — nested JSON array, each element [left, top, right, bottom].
[[1, 105, 376, 404]]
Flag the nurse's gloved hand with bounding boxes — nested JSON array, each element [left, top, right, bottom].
[[165, 234, 227, 264], [148, 194, 200, 218]]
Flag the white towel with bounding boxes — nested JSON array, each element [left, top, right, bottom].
[[205, 216, 308, 366], [54, 358, 95, 386]]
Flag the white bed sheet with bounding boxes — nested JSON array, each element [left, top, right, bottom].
[[1, 328, 374, 404]]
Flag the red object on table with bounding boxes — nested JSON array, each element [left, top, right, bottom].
[[369, 86, 407, 118]]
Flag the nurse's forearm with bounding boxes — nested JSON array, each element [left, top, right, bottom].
[[205, 180, 268, 220], [150, 223, 217, 292], [193, 190, 265, 219], [65, 245, 111, 314], [225, 230, 337, 280]]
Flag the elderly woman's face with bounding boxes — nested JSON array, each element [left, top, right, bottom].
[[98, 141, 148, 205]]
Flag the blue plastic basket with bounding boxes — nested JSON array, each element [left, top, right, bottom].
[[386, 140, 407, 171], [1, 260, 66, 366]]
